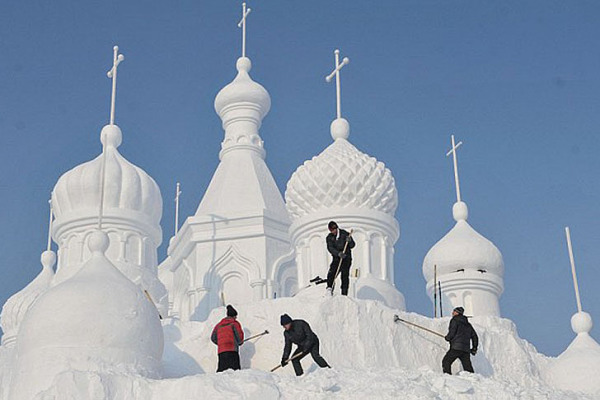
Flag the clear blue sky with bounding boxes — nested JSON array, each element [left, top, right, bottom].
[[1, 0, 599, 357]]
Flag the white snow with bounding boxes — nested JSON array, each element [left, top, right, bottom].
[[1, 288, 598, 399]]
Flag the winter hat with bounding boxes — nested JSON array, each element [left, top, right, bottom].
[[280, 314, 292, 326], [227, 305, 238, 317], [328, 221, 338, 230], [453, 307, 465, 315]]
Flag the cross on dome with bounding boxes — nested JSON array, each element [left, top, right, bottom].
[[106, 46, 125, 125], [237, 3, 252, 58], [325, 49, 350, 120], [446, 135, 464, 203]]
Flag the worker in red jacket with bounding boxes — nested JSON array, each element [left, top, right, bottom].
[[211, 305, 245, 372]]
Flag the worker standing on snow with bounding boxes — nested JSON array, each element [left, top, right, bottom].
[[211, 305, 244, 372], [325, 221, 355, 296], [280, 314, 330, 376], [442, 306, 478, 374]]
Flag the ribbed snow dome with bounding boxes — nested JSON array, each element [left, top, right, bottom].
[[214, 57, 271, 123], [51, 125, 162, 225], [0, 251, 55, 347], [14, 231, 163, 379], [285, 134, 398, 220], [422, 203, 504, 282]]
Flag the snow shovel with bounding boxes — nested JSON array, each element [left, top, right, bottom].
[[292, 276, 327, 297], [331, 229, 354, 292], [270, 352, 304, 372], [244, 330, 269, 342], [393, 314, 444, 338]]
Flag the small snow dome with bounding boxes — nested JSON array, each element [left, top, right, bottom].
[[546, 312, 600, 396], [0, 250, 55, 347], [10, 230, 163, 399], [285, 121, 398, 220], [423, 202, 504, 283], [51, 124, 162, 229]]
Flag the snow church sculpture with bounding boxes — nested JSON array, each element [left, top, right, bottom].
[[8, 48, 164, 399], [159, 5, 294, 321], [422, 136, 504, 317], [285, 49, 405, 309], [49, 48, 168, 315]]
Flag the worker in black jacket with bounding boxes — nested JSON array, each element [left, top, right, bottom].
[[442, 306, 479, 374], [325, 221, 355, 296], [280, 314, 330, 376]]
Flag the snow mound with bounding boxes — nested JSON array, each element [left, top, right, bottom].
[[1, 292, 597, 399]]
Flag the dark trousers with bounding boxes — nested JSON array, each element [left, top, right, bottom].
[[291, 340, 330, 376], [442, 349, 474, 374], [327, 258, 351, 295], [217, 351, 241, 372]]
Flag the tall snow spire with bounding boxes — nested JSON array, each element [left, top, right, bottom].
[[325, 49, 350, 140], [98, 45, 125, 229], [237, 2, 252, 58], [46, 198, 54, 251], [446, 135, 468, 222], [565, 227, 583, 313], [174, 182, 182, 236]]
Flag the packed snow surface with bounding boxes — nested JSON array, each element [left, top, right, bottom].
[[1, 291, 598, 399]]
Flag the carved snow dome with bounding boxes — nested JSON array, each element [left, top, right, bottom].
[[285, 120, 398, 219], [422, 202, 504, 282], [51, 124, 162, 229], [0, 251, 55, 347]]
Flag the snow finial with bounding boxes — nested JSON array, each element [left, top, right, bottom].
[[446, 135, 468, 222], [88, 229, 110, 255], [237, 2, 252, 58], [46, 198, 53, 252], [174, 182, 182, 236], [325, 49, 350, 140], [106, 45, 125, 125], [565, 226, 583, 313]]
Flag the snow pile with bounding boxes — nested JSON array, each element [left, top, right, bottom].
[[0, 290, 598, 399]]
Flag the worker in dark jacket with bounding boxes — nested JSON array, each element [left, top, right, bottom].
[[325, 221, 355, 296], [280, 314, 330, 376], [211, 305, 244, 372], [442, 306, 478, 374]]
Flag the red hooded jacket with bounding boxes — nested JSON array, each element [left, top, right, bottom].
[[211, 317, 244, 353]]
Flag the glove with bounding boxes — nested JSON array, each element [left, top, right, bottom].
[[281, 358, 288, 367], [470, 348, 477, 356], [338, 251, 347, 259]]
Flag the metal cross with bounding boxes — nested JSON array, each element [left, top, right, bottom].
[[174, 182, 182, 236], [106, 45, 125, 125], [446, 135, 463, 203], [325, 49, 350, 119], [237, 3, 252, 58]]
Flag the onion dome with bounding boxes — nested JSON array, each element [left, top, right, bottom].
[[285, 118, 398, 220], [214, 57, 271, 158], [11, 230, 163, 398], [0, 251, 55, 347], [51, 125, 162, 240], [546, 312, 600, 395], [422, 202, 504, 282]]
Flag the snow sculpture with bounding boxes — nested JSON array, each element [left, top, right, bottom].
[[422, 136, 504, 317], [0, 251, 55, 347], [285, 49, 404, 309], [160, 8, 292, 321], [50, 46, 167, 315], [9, 230, 164, 400], [545, 312, 600, 395]]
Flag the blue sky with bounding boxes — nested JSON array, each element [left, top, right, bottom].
[[1, 0, 599, 356]]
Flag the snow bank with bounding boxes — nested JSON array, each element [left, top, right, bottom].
[[0, 291, 596, 399]]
